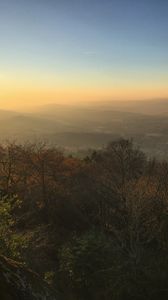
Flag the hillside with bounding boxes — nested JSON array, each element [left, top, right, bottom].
[[0, 139, 168, 300]]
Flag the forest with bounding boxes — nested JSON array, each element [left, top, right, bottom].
[[1, 138, 168, 300]]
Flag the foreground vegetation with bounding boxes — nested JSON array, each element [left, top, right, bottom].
[[0, 139, 168, 299]]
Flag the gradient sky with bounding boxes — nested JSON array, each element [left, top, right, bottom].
[[0, 0, 168, 109]]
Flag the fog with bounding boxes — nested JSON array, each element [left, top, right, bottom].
[[0, 99, 168, 158]]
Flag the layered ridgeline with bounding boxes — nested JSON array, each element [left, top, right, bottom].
[[1, 101, 168, 157], [0, 255, 59, 300]]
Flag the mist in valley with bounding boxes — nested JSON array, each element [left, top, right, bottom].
[[0, 99, 168, 158]]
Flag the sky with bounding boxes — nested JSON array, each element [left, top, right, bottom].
[[0, 0, 168, 109]]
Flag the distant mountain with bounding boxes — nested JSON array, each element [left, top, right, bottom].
[[1, 102, 168, 157], [87, 99, 168, 115], [33, 99, 168, 116], [0, 109, 19, 120]]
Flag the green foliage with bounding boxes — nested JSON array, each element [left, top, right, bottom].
[[0, 196, 13, 253], [44, 271, 55, 285], [59, 231, 168, 300], [0, 196, 28, 260], [59, 231, 118, 300]]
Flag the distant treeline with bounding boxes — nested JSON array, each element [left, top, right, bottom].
[[0, 139, 168, 300]]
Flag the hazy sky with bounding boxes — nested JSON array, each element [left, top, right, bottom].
[[0, 0, 168, 109]]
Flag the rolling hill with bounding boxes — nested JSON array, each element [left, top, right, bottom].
[[1, 101, 168, 157]]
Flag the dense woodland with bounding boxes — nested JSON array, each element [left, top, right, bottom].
[[1, 139, 168, 299]]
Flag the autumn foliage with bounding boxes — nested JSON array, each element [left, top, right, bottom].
[[0, 139, 168, 300]]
